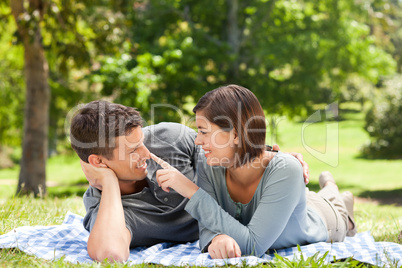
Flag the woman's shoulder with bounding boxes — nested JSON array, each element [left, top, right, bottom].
[[265, 152, 303, 180], [269, 151, 302, 167]]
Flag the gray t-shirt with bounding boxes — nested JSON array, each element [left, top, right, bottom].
[[83, 122, 200, 247], [185, 152, 328, 257]]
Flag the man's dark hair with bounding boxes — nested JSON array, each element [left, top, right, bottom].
[[70, 100, 143, 162]]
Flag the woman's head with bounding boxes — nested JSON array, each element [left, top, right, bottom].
[[193, 84, 266, 167]]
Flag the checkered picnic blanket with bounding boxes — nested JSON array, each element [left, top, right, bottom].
[[1, 212, 401, 267]]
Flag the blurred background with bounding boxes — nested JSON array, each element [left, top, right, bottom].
[[0, 0, 401, 203]]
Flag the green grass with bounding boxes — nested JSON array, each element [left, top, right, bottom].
[[0, 153, 87, 198], [271, 104, 402, 197], [0, 103, 402, 267]]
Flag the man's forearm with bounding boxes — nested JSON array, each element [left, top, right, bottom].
[[87, 179, 131, 262]]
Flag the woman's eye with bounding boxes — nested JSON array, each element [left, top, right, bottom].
[[200, 131, 207, 135]]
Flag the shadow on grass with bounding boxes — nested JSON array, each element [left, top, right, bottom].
[[46, 177, 88, 198], [355, 152, 402, 161], [47, 185, 87, 198], [307, 181, 402, 207], [295, 107, 363, 124], [357, 188, 402, 207], [47, 180, 89, 198]]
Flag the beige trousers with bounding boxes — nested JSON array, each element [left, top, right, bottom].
[[306, 184, 349, 243]]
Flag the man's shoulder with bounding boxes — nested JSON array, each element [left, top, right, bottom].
[[143, 122, 196, 136], [143, 122, 196, 148]]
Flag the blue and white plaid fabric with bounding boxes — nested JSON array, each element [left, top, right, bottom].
[[1, 212, 401, 267]]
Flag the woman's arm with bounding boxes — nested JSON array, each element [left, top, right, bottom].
[[151, 153, 199, 199], [186, 155, 305, 257]]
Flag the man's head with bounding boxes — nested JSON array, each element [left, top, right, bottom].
[[70, 100, 150, 181]]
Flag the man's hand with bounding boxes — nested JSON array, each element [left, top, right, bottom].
[[151, 153, 199, 199], [272, 144, 310, 184], [80, 160, 118, 191], [208, 234, 241, 259]]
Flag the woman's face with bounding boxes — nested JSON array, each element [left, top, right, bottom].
[[194, 110, 238, 167]]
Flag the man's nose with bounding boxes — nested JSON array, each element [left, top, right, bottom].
[[141, 146, 151, 160], [144, 146, 151, 159]]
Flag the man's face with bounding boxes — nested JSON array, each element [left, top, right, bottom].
[[102, 127, 151, 181]]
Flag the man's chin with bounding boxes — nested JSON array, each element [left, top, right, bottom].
[[118, 173, 148, 182]]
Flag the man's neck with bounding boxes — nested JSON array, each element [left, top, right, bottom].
[[118, 179, 149, 195]]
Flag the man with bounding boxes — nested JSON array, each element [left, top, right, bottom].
[[69, 100, 309, 262]]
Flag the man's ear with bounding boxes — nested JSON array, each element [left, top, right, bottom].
[[88, 154, 108, 168]]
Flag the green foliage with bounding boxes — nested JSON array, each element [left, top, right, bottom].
[[0, 14, 24, 149], [0, 0, 400, 159], [86, 0, 397, 121], [272, 249, 366, 267], [339, 75, 375, 105], [355, 0, 402, 73], [362, 75, 402, 159]]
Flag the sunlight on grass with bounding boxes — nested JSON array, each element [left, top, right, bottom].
[[0, 105, 402, 267], [356, 202, 402, 243], [271, 105, 402, 197], [0, 153, 85, 198], [0, 196, 85, 232]]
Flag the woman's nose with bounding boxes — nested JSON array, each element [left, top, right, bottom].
[[194, 134, 202, 145]]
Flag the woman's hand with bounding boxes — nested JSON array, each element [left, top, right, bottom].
[[272, 144, 310, 184], [208, 234, 241, 259], [80, 160, 118, 191], [151, 153, 199, 199]]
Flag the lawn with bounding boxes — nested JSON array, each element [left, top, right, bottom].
[[0, 103, 401, 267]]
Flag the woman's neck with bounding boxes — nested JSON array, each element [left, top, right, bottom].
[[225, 151, 275, 204], [226, 151, 274, 186]]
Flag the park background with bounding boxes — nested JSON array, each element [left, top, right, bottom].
[[0, 0, 402, 267]]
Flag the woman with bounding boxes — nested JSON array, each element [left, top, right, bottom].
[[153, 84, 357, 259]]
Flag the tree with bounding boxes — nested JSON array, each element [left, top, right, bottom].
[[89, 0, 396, 121], [0, 0, 140, 196], [363, 75, 402, 159], [11, 0, 50, 197]]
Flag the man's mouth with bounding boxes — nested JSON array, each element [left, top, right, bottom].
[[137, 162, 147, 168]]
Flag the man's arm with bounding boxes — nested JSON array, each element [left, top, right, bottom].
[[81, 161, 131, 262], [271, 144, 310, 184]]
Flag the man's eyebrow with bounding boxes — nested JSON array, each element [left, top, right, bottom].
[[126, 134, 144, 151], [126, 143, 140, 151]]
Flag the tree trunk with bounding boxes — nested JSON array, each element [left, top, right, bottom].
[[11, 0, 50, 197], [226, 0, 240, 80]]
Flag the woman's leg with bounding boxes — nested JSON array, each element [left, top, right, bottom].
[[306, 171, 351, 242], [341, 191, 357, 236], [317, 171, 356, 236]]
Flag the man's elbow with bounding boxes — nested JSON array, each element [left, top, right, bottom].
[[87, 245, 130, 263]]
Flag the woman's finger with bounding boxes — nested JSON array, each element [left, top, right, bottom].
[[150, 153, 172, 169]]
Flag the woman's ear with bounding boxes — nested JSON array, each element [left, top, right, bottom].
[[233, 129, 239, 145], [88, 154, 108, 168]]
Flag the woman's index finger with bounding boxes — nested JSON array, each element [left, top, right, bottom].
[[150, 153, 172, 169]]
